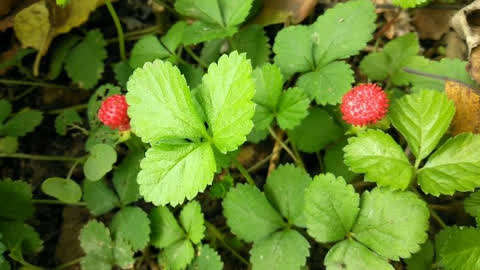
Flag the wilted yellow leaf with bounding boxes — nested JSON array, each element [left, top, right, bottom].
[[445, 80, 480, 135], [13, 1, 50, 51]]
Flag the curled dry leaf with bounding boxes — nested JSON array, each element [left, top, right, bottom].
[[445, 80, 480, 135], [413, 9, 456, 40], [252, 0, 317, 26]]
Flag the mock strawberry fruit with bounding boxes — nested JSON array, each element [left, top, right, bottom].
[[340, 83, 389, 126], [98, 94, 131, 131]]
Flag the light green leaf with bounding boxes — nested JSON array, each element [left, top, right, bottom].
[[465, 190, 480, 220], [0, 179, 33, 221], [79, 221, 113, 270], [55, 109, 82, 136], [264, 164, 311, 227], [393, 0, 429, 8], [276, 87, 310, 130], [84, 144, 117, 181], [138, 142, 216, 206], [87, 84, 122, 129], [47, 35, 81, 80], [351, 188, 429, 260], [435, 226, 480, 270], [126, 60, 207, 143], [83, 179, 119, 216], [160, 239, 195, 270], [188, 244, 223, 270], [110, 206, 151, 251], [218, 0, 253, 27], [179, 201, 205, 244], [253, 63, 284, 110], [200, 51, 255, 153], [41, 177, 82, 203], [0, 100, 12, 124], [112, 150, 142, 206], [65, 29, 107, 89], [405, 240, 434, 270], [389, 90, 455, 162], [288, 108, 343, 153], [418, 133, 480, 196], [250, 229, 310, 270], [344, 129, 414, 190], [113, 238, 135, 269], [324, 140, 358, 183], [231, 24, 270, 67], [304, 173, 359, 243], [324, 239, 393, 270], [2, 110, 43, 137], [175, 0, 223, 25], [223, 184, 285, 242], [150, 206, 185, 248], [297, 61, 354, 105]]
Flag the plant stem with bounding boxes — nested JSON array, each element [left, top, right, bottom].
[[54, 258, 82, 270], [248, 153, 272, 172], [268, 127, 303, 167], [66, 159, 81, 179], [47, 104, 88, 114], [205, 221, 249, 266], [184, 46, 208, 68], [233, 159, 255, 186], [0, 153, 85, 162], [9, 254, 44, 270], [0, 79, 70, 89], [403, 67, 480, 93], [33, 199, 86, 206], [105, 0, 126, 61], [429, 208, 447, 229]]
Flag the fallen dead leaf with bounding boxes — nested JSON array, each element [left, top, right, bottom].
[[445, 31, 467, 60], [252, 0, 317, 26], [413, 9, 456, 40], [445, 80, 480, 135], [468, 46, 480, 83]]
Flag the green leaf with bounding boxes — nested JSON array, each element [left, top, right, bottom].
[[112, 150, 142, 206], [188, 244, 223, 270], [65, 29, 107, 89], [55, 109, 82, 136], [324, 139, 358, 183], [324, 239, 393, 270], [418, 133, 480, 196], [435, 226, 480, 270], [110, 206, 151, 251], [351, 188, 429, 260], [85, 126, 120, 152], [2, 110, 43, 137], [84, 144, 117, 181], [0, 137, 18, 154], [160, 239, 195, 270], [182, 22, 237, 45], [253, 63, 284, 111], [47, 35, 81, 80], [389, 90, 455, 162], [273, 25, 313, 77], [276, 87, 310, 130], [344, 129, 414, 190], [129, 35, 170, 69], [113, 61, 134, 88], [296, 61, 354, 105], [209, 175, 234, 199], [392, 0, 429, 8], [83, 179, 119, 216], [405, 240, 434, 270], [179, 201, 205, 244], [304, 173, 359, 243], [112, 238, 135, 269], [0, 100, 12, 124], [200, 51, 255, 153], [288, 107, 343, 153], [218, 0, 253, 27], [87, 84, 122, 129], [150, 206, 185, 248], [178, 63, 204, 88], [200, 39, 225, 65], [231, 24, 270, 67], [264, 164, 311, 227], [0, 221, 43, 255], [250, 229, 310, 270], [223, 184, 285, 242], [0, 179, 33, 221], [138, 142, 216, 206], [175, 0, 224, 25], [465, 190, 480, 220], [41, 177, 82, 203]]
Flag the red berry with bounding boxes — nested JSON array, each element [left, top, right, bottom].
[[340, 83, 389, 126], [98, 94, 131, 131]]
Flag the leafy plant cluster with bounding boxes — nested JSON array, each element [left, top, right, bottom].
[[1, 0, 479, 269]]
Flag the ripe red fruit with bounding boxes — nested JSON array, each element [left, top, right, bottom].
[[98, 94, 131, 131], [340, 83, 389, 126]]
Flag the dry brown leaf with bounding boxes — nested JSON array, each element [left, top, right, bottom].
[[468, 46, 480, 84], [413, 9, 455, 40], [445, 80, 480, 135], [252, 0, 317, 26], [445, 31, 468, 59]]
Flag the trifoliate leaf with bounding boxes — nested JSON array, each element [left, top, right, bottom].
[[405, 240, 434, 270], [465, 190, 480, 220], [288, 107, 343, 153], [392, 0, 429, 8], [83, 179, 119, 216], [182, 22, 237, 45], [65, 29, 107, 89], [324, 239, 393, 270], [418, 133, 480, 196], [87, 84, 122, 129], [110, 206, 151, 251], [231, 24, 270, 67], [112, 150, 142, 206], [112, 238, 135, 269], [113, 61, 134, 88], [273, 25, 313, 77], [0, 221, 43, 255], [264, 164, 311, 227], [250, 229, 310, 270], [0, 179, 33, 221], [160, 239, 195, 270], [304, 174, 359, 243], [1, 110, 43, 137], [276, 87, 310, 130], [389, 90, 455, 163], [175, 0, 252, 27], [344, 129, 414, 190], [223, 184, 285, 242], [324, 140, 358, 183], [0, 100, 12, 124], [55, 109, 82, 136], [41, 177, 82, 203], [200, 51, 255, 153], [84, 144, 117, 181], [47, 35, 81, 80], [138, 142, 216, 206], [435, 226, 480, 270], [188, 244, 223, 270], [351, 188, 429, 260], [297, 61, 354, 105], [150, 206, 185, 248], [179, 201, 205, 244]]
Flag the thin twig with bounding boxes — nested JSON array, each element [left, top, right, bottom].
[[268, 127, 300, 166], [268, 129, 284, 175], [0, 79, 71, 89], [403, 68, 480, 93], [233, 159, 256, 186], [105, 0, 126, 60], [0, 153, 86, 162], [47, 104, 88, 114], [33, 199, 86, 207], [184, 46, 208, 68], [248, 153, 272, 172], [205, 221, 250, 266]]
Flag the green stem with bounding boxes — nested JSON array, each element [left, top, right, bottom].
[[0, 153, 85, 162], [105, 0, 126, 61], [9, 254, 44, 270], [184, 46, 208, 68], [233, 159, 255, 186], [13, 86, 36, 100], [429, 208, 447, 229], [0, 79, 70, 89], [205, 221, 249, 266], [33, 199, 86, 206], [248, 153, 272, 172], [268, 127, 303, 167], [66, 159, 81, 179], [54, 257, 82, 270], [47, 104, 88, 114]]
